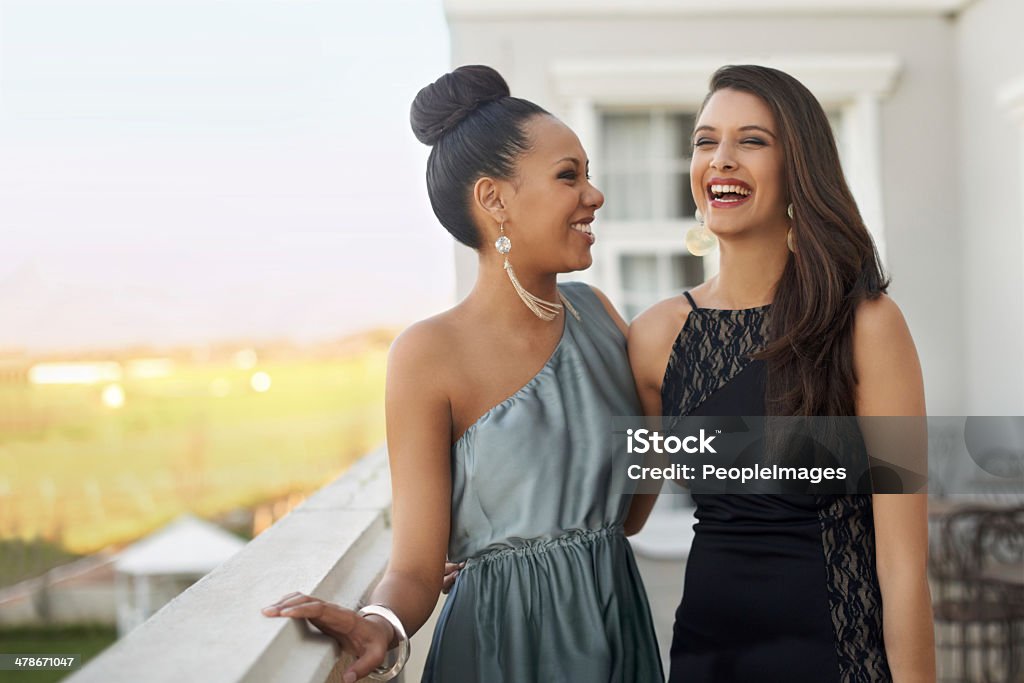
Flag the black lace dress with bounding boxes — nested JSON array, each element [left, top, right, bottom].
[[663, 292, 892, 683]]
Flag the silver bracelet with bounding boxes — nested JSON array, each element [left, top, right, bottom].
[[357, 604, 410, 681]]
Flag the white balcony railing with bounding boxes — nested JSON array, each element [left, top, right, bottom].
[[66, 448, 399, 683], [62, 445, 1015, 681]]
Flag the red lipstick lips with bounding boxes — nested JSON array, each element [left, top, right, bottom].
[[707, 178, 753, 209]]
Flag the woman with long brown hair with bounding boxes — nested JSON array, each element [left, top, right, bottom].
[[627, 65, 936, 682]]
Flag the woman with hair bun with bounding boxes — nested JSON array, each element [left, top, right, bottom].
[[263, 65, 664, 682], [628, 64, 935, 682]]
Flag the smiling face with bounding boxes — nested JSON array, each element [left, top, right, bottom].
[[491, 115, 605, 274], [690, 88, 789, 239]]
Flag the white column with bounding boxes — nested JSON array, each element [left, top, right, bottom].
[[567, 97, 598, 156], [842, 93, 887, 266], [997, 76, 1024, 414], [115, 572, 129, 637], [453, 243, 477, 300], [563, 98, 611, 289]]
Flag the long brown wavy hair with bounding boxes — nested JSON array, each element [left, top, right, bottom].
[[700, 65, 889, 416]]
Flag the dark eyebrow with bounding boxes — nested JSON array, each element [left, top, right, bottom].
[[552, 156, 590, 168], [739, 125, 776, 138], [692, 124, 776, 139]]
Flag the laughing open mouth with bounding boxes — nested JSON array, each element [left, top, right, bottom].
[[707, 181, 753, 204], [570, 219, 595, 245]]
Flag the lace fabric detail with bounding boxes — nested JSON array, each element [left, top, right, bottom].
[[661, 306, 770, 418], [816, 496, 893, 682]]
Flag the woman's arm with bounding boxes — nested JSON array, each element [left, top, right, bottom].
[[623, 298, 691, 536], [264, 320, 453, 682], [854, 295, 936, 683], [370, 320, 454, 631], [589, 284, 662, 535]]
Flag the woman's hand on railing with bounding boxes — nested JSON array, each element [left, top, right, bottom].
[[262, 592, 393, 682], [441, 561, 465, 594]]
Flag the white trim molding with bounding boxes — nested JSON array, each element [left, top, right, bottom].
[[445, 0, 975, 20], [550, 55, 902, 107], [998, 76, 1024, 123], [997, 75, 1024, 411]]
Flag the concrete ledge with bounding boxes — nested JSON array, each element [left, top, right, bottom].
[[66, 448, 394, 683]]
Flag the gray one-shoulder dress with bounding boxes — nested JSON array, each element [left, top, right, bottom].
[[421, 282, 664, 683]]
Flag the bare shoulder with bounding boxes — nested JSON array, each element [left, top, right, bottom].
[[628, 295, 693, 391], [853, 294, 914, 355], [852, 294, 925, 415], [629, 295, 692, 349], [389, 314, 452, 361], [582, 283, 629, 336], [855, 294, 908, 333], [387, 312, 461, 396]]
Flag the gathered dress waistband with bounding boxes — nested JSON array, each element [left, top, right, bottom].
[[461, 524, 625, 568]]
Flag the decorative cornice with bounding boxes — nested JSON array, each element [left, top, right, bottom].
[[550, 55, 902, 106], [445, 0, 975, 20]]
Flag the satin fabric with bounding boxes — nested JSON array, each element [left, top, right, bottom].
[[422, 282, 663, 683]]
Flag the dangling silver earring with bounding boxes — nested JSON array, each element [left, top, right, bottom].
[[495, 222, 579, 322], [785, 203, 796, 253], [686, 208, 717, 257]]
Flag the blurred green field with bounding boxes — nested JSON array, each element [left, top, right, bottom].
[[0, 624, 116, 683], [0, 346, 387, 555]]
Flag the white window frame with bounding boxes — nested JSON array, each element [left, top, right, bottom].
[[597, 109, 698, 223], [589, 109, 706, 314], [552, 54, 902, 302], [605, 242, 707, 321]]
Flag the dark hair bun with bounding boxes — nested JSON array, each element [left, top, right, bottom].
[[410, 65, 511, 146]]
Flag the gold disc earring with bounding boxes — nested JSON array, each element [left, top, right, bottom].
[[686, 209, 718, 257], [786, 203, 796, 253]]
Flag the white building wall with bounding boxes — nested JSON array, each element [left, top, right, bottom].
[[446, 9, 971, 414], [956, 0, 1024, 414]]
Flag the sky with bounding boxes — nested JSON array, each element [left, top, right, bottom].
[[0, 0, 455, 351]]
